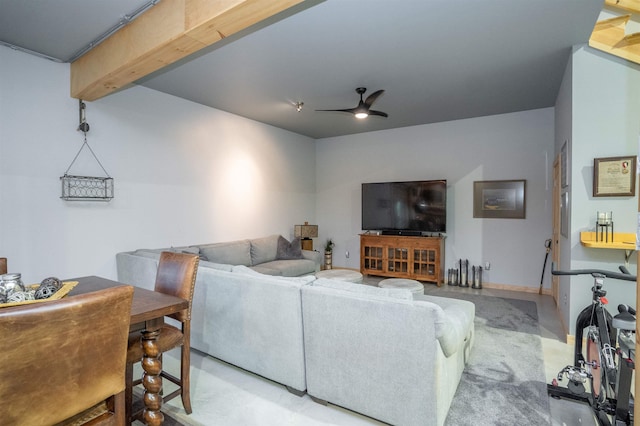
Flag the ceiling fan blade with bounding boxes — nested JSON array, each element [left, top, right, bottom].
[[316, 88, 387, 118], [315, 108, 358, 114], [368, 110, 388, 118], [364, 90, 385, 108]]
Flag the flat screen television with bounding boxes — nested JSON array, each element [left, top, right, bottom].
[[361, 180, 447, 234]]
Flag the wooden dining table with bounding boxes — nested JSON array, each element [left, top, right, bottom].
[[68, 275, 188, 426]]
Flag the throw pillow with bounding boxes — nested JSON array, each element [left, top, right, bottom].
[[276, 236, 303, 260], [199, 240, 252, 266]]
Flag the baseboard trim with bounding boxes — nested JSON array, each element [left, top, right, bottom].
[[481, 281, 553, 296]]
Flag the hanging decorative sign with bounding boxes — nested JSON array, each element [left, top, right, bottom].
[[60, 100, 114, 201]]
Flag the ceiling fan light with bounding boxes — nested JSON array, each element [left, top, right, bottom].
[[355, 112, 368, 119]]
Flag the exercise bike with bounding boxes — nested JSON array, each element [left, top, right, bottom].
[[547, 265, 636, 426]]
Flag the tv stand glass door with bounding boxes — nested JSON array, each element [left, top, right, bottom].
[[362, 245, 384, 274], [388, 248, 409, 274]]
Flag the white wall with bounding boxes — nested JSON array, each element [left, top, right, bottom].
[[0, 46, 316, 283], [554, 47, 574, 331], [5, 38, 635, 322], [316, 108, 555, 290], [567, 46, 640, 333]]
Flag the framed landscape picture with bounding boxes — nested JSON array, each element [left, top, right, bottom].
[[593, 156, 636, 197], [473, 180, 526, 219]]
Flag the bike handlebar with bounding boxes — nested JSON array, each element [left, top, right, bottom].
[[551, 263, 636, 282], [618, 304, 637, 315], [619, 265, 632, 275]]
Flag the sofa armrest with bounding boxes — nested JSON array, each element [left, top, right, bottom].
[[414, 295, 475, 358], [301, 250, 322, 272]]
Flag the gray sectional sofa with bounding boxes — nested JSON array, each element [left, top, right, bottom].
[[116, 235, 475, 426]]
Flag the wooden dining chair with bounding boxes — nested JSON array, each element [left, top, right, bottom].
[[0, 284, 134, 426], [125, 251, 199, 423]]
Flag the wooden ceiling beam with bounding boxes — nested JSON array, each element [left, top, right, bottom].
[[70, 0, 303, 101], [605, 0, 640, 15], [589, 14, 640, 65]]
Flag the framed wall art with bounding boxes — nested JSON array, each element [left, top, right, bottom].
[[561, 141, 568, 188], [473, 180, 526, 219], [593, 156, 636, 197], [561, 191, 569, 238]]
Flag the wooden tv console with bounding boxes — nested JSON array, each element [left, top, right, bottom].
[[360, 234, 444, 285]]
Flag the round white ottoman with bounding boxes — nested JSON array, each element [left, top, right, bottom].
[[316, 269, 364, 283], [378, 278, 424, 295]]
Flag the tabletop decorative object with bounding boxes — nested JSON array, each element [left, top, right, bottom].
[[294, 222, 318, 251], [0, 276, 77, 308], [595, 211, 614, 242], [0, 273, 25, 294]]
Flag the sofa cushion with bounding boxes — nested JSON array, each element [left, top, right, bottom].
[[258, 259, 316, 277], [199, 260, 234, 272], [167, 246, 208, 260], [249, 265, 283, 276], [232, 265, 315, 284], [250, 235, 279, 265], [199, 240, 251, 266], [312, 278, 413, 300], [182, 246, 207, 260], [131, 249, 162, 259], [276, 236, 303, 260]]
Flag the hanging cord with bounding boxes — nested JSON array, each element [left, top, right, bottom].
[[64, 99, 110, 178], [63, 130, 111, 178]]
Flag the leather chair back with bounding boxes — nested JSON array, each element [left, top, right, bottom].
[[0, 285, 134, 425], [155, 251, 199, 322]]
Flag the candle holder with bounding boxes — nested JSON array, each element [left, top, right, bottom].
[[595, 211, 613, 243]]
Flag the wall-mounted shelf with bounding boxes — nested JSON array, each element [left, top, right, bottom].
[[580, 231, 636, 266]]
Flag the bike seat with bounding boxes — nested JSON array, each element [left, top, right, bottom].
[[612, 310, 636, 331]]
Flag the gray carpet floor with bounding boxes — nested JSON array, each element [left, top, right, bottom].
[[433, 291, 550, 425]]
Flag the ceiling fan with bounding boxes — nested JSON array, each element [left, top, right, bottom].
[[316, 87, 388, 119]]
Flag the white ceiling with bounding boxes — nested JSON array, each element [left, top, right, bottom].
[[0, 0, 603, 139]]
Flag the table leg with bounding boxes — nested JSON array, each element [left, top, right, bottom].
[[141, 329, 164, 426]]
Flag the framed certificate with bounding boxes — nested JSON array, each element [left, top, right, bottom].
[[593, 156, 636, 197]]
